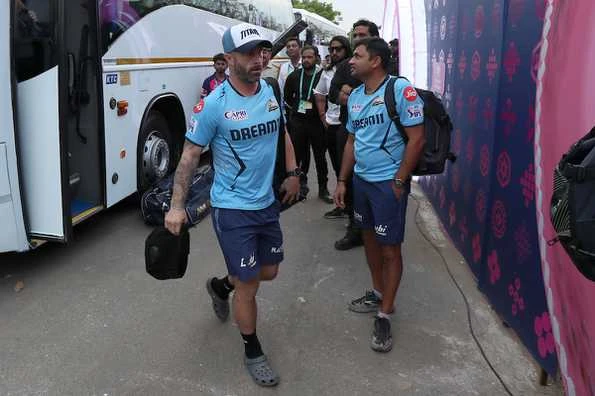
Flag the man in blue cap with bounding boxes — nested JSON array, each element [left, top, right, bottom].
[[165, 23, 300, 387]]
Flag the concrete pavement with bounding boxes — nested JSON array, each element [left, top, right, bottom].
[[0, 181, 562, 395]]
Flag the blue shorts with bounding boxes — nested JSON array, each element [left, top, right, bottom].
[[212, 202, 284, 282], [353, 174, 409, 245]]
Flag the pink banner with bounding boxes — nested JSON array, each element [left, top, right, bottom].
[[535, 1, 595, 395]]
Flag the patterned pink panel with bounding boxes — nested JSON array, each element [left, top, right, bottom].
[[535, 1, 595, 394]]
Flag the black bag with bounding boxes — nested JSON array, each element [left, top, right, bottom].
[[385, 76, 456, 175], [141, 165, 213, 226], [265, 77, 307, 211], [145, 226, 190, 280], [550, 126, 595, 281]]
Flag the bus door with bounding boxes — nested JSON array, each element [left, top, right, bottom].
[[11, 0, 105, 245], [0, 1, 28, 252], [61, 0, 104, 225], [12, 0, 70, 242]]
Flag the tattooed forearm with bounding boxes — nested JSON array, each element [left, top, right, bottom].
[[171, 141, 202, 209]]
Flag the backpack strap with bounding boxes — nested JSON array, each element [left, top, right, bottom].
[[562, 164, 595, 182], [560, 133, 595, 182], [264, 77, 287, 185], [384, 75, 409, 142], [264, 77, 282, 107]]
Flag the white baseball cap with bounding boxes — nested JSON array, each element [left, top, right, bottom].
[[222, 23, 272, 54]]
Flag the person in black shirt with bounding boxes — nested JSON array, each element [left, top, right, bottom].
[[389, 38, 400, 75], [328, 19, 380, 250], [284, 46, 332, 203]]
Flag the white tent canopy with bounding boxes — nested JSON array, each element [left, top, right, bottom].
[[382, 0, 428, 89]]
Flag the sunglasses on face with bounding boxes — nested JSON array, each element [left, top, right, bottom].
[[329, 46, 344, 52]]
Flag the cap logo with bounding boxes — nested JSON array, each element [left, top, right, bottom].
[[240, 28, 261, 40]]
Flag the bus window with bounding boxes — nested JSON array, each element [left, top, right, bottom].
[[13, 0, 56, 82], [99, 0, 294, 52]]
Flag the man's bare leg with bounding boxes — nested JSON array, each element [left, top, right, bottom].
[[380, 244, 403, 314]]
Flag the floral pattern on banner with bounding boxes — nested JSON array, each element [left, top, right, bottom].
[[421, 0, 557, 374]]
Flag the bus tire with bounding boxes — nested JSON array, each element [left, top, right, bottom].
[[137, 110, 175, 193]]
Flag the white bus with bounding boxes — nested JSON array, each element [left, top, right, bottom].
[[293, 7, 346, 50], [0, 0, 295, 253]]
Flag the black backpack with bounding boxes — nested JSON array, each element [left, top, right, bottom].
[[385, 76, 456, 175], [264, 77, 308, 211], [550, 126, 595, 281]]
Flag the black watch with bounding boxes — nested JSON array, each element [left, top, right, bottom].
[[286, 167, 302, 178]]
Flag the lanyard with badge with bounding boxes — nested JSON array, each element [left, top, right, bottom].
[[297, 68, 316, 114]]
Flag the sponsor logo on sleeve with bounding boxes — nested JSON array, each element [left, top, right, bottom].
[[403, 86, 418, 102], [406, 104, 423, 118], [193, 99, 205, 113]]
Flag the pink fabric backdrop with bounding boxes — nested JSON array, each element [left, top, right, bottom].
[[535, 1, 595, 395]]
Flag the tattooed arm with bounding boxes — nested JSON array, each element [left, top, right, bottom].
[[164, 141, 203, 235]]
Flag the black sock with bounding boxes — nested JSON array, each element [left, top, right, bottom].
[[241, 332, 264, 359], [211, 276, 234, 299], [222, 276, 234, 292]]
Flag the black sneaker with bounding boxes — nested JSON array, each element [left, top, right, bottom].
[[348, 290, 382, 313], [371, 316, 393, 352], [324, 207, 347, 219], [334, 228, 363, 250]]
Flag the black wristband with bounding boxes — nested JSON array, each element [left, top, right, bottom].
[[286, 167, 302, 178]]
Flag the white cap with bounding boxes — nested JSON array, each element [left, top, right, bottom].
[[222, 23, 272, 54]]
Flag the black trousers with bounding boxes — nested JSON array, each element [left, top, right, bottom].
[[335, 125, 354, 216], [290, 115, 329, 188], [326, 124, 341, 177]]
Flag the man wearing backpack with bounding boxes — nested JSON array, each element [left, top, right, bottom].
[[334, 37, 425, 352]]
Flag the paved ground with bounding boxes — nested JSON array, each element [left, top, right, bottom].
[[0, 176, 563, 395]]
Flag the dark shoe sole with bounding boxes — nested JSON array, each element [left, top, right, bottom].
[[348, 303, 380, 313], [324, 214, 348, 219], [371, 338, 393, 352], [334, 239, 363, 251]]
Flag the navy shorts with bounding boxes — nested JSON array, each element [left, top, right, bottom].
[[353, 174, 410, 245], [212, 201, 284, 283]]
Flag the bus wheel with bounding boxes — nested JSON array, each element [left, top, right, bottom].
[[138, 111, 174, 193]]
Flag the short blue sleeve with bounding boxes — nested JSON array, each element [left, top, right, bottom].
[[185, 97, 218, 147], [394, 79, 425, 127]]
